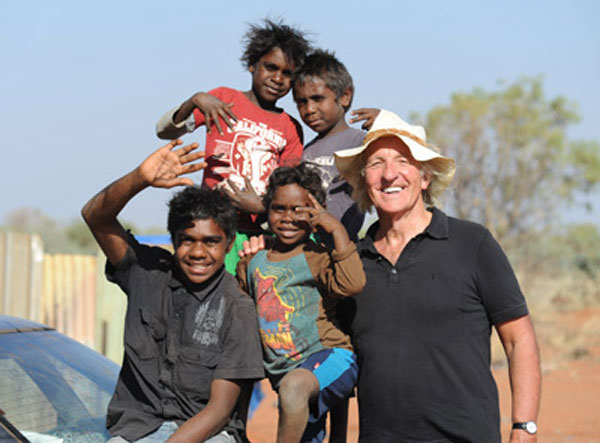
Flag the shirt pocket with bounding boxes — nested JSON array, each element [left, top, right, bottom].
[[176, 346, 220, 399], [124, 307, 167, 360]]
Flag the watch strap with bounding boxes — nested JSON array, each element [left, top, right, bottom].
[[512, 421, 537, 434]]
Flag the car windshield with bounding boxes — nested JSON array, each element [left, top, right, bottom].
[[0, 328, 119, 442]]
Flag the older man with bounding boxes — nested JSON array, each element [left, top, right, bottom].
[[334, 110, 541, 442]]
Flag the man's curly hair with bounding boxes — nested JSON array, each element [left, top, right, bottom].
[[167, 187, 237, 244], [262, 163, 326, 211], [240, 18, 311, 70]]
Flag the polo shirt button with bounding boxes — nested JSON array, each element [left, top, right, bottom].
[[391, 269, 397, 274]]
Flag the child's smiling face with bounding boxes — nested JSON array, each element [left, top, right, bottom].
[[173, 218, 232, 286], [268, 183, 312, 251]]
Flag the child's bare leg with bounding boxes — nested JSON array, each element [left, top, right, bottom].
[[328, 399, 349, 443], [277, 368, 319, 443]]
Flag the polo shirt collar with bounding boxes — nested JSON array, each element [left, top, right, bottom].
[[359, 207, 449, 255], [167, 263, 226, 302], [426, 207, 450, 240]]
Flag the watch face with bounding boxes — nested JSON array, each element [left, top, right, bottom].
[[525, 421, 538, 434]]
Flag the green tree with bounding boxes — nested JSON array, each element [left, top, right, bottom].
[[422, 77, 599, 246]]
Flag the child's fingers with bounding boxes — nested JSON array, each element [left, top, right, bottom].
[[224, 103, 239, 122], [295, 206, 318, 217], [165, 139, 184, 150], [243, 176, 258, 194], [225, 178, 245, 201], [212, 114, 224, 135], [178, 143, 204, 160], [307, 193, 325, 210], [177, 142, 198, 155], [183, 161, 207, 174], [180, 151, 206, 165]]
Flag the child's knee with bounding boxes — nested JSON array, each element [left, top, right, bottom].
[[278, 369, 319, 410]]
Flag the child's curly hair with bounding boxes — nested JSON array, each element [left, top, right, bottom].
[[262, 163, 326, 210], [167, 187, 237, 245], [240, 18, 311, 71]]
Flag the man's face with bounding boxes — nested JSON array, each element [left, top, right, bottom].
[[363, 136, 430, 216], [173, 218, 232, 286], [293, 76, 350, 136], [249, 46, 295, 105]]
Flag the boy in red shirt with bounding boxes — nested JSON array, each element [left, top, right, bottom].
[[156, 19, 311, 273]]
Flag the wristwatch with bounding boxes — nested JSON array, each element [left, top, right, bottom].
[[512, 421, 538, 434]]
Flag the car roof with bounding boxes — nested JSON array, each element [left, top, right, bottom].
[[0, 315, 54, 334]]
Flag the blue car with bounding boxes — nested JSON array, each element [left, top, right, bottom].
[[0, 315, 119, 442]]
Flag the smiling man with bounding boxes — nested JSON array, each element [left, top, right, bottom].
[[334, 110, 541, 442], [82, 140, 264, 442]]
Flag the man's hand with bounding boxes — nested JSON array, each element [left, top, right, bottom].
[[349, 108, 380, 130], [509, 429, 537, 443], [222, 176, 266, 214], [138, 140, 206, 189], [190, 92, 238, 135]]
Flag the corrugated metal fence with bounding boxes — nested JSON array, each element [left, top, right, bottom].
[[0, 231, 126, 363]]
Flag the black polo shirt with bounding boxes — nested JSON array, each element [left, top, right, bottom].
[[105, 239, 264, 441], [341, 208, 528, 442]]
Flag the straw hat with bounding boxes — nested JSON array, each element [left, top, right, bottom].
[[334, 110, 456, 210]]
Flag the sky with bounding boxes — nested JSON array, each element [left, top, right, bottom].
[[1, 0, 598, 231]]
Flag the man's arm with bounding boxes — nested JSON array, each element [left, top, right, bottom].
[[167, 379, 242, 442], [81, 140, 205, 266], [156, 92, 238, 139], [496, 315, 541, 443]]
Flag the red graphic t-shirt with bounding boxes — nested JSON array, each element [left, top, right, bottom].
[[193, 87, 303, 197]]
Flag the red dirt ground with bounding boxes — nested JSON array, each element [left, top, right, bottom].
[[247, 360, 600, 441]]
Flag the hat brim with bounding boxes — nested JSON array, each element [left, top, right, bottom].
[[334, 131, 456, 199]]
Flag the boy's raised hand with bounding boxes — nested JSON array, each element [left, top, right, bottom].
[[297, 194, 351, 252], [223, 176, 266, 214], [349, 108, 380, 131], [138, 140, 206, 189], [191, 92, 238, 135], [298, 194, 343, 235]]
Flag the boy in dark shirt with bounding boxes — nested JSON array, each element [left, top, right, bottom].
[[82, 140, 264, 442]]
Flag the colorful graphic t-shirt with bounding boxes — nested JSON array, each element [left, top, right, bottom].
[[237, 242, 365, 387], [245, 251, 322, 379]]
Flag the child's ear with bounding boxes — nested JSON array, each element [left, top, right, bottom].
[[226, 237, 235, 254], [339, 88, 352, 108], [248, 64, 256, 74]]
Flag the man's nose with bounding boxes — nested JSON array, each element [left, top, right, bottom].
[[382, 161, 399, 180]]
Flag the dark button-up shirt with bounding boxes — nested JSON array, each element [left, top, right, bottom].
[[105, 239, 264, 441]]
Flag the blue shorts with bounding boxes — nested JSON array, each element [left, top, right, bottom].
[[296, 348, 358, 442]]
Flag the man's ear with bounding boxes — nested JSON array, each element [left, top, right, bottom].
[[339, 87, 352, 108], [248, 64, 256, 74], [420, 171, 432, 190]]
